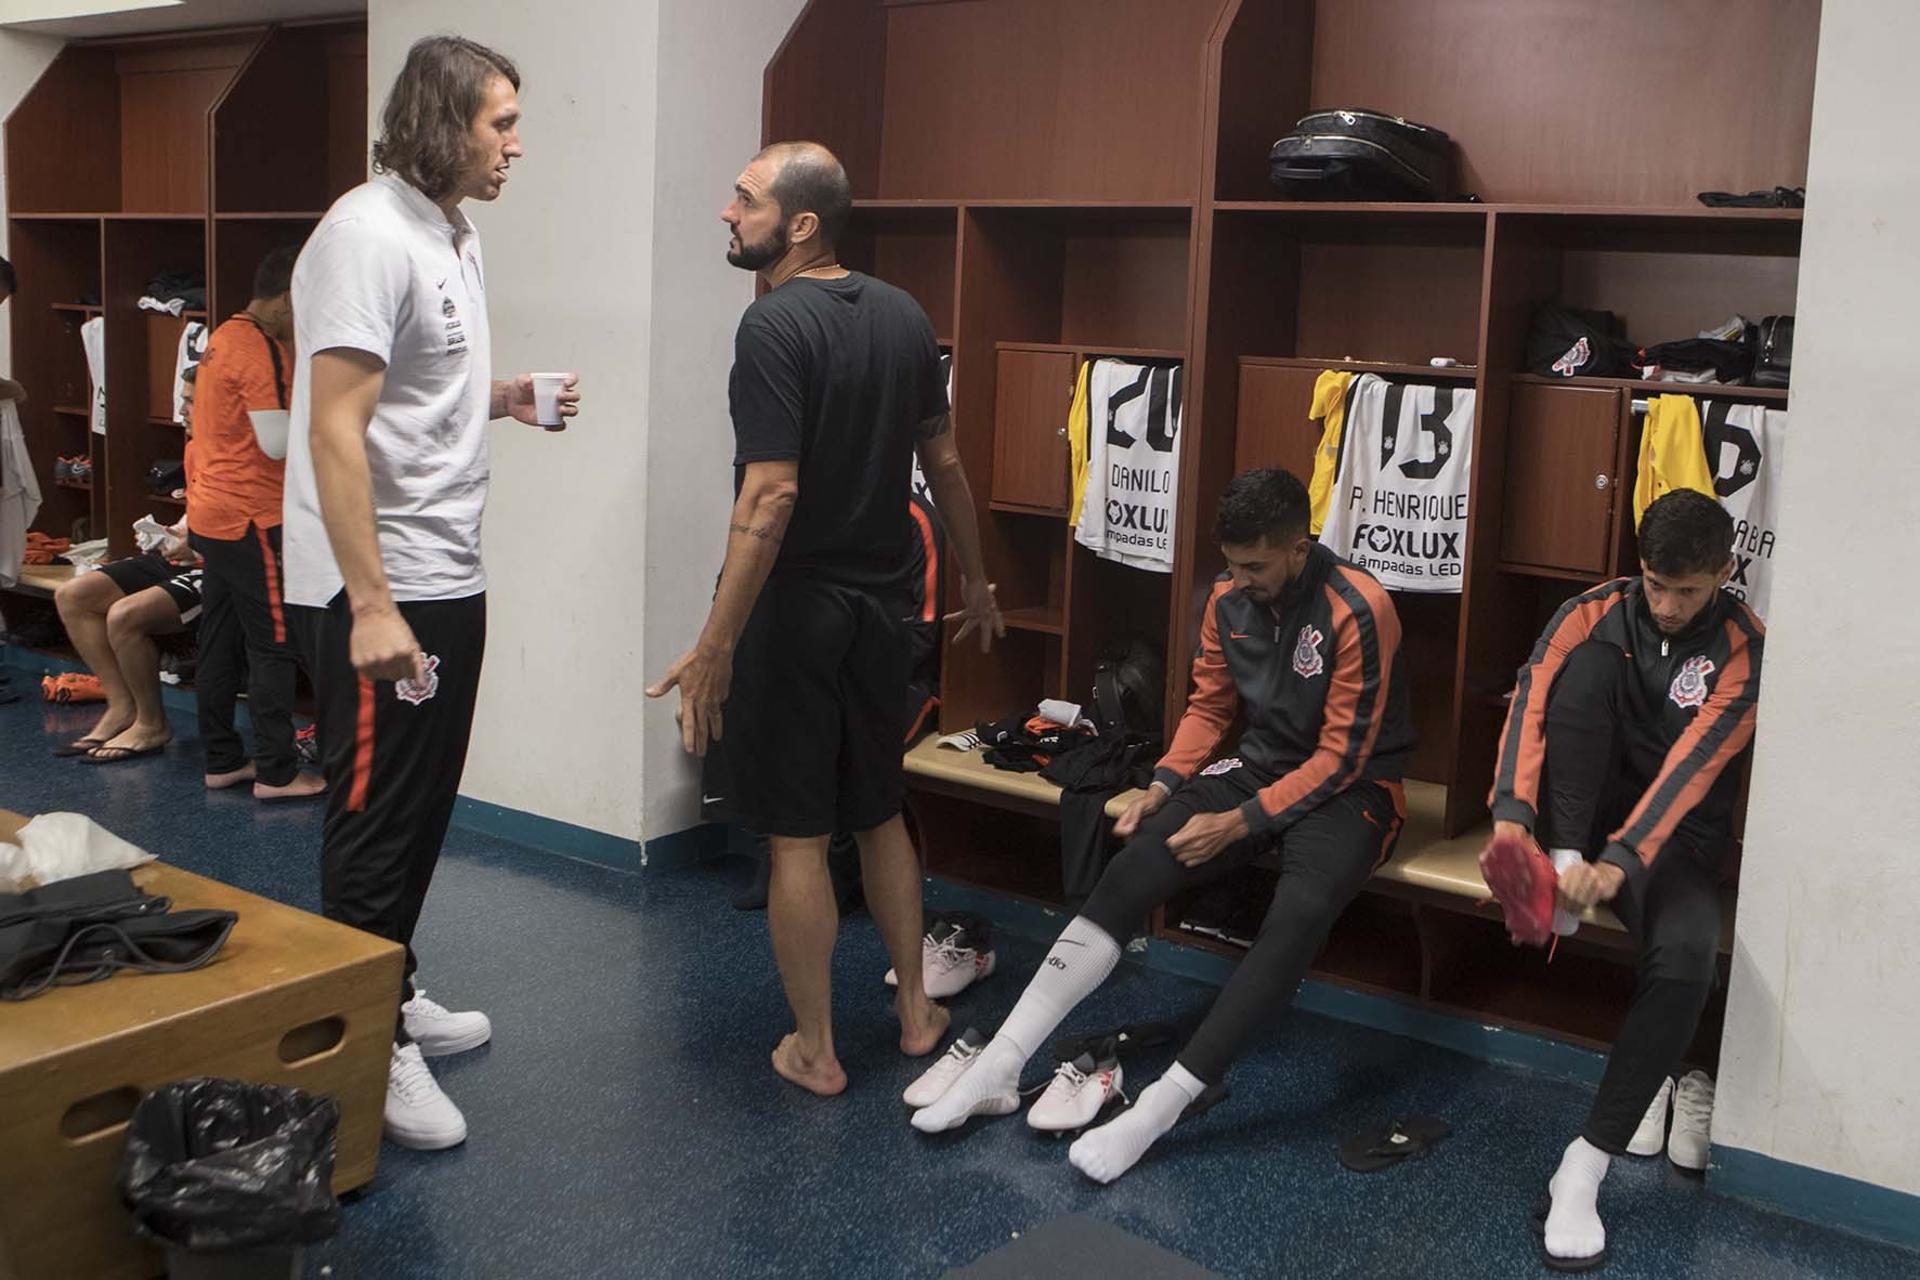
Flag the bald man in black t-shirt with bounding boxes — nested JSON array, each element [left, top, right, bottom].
[[649, 142, 1002, 1097]]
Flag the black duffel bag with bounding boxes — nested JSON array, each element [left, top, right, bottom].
[[1268, 108, 1455, 201], [1752, 315, 1793, 387]]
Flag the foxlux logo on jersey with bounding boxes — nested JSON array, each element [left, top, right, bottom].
[[1292, 626, 1325, 678], [1320, 379, 1476, 593], [1669, 655, 1715, 710]]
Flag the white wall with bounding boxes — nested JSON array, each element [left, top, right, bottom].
[[1715, 0, 1920, 1196], [367, 0, 800, 844], [639, 0, 803, 838], [369, 0, 661, 839], [0, 29, 65, 376]]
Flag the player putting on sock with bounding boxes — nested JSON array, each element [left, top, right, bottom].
[[1480, 490, 1761, 1271], [908, 469, 1413, 1183]]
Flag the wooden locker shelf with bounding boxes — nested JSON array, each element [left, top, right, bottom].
[[4, 19, 366, 558], [1511, 373, 1791, 403]]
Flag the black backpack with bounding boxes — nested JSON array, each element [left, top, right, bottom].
[[1752, 315, 1793, 388], [1526, 305, 1638, 379], [1091, 638, 1165, 748]]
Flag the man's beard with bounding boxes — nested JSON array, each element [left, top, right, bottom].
[[727, 222, 788, 271]]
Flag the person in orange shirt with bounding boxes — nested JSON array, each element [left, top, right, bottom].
[[186, 246, 324, 800]]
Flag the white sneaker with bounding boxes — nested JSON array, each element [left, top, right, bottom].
[[385, 1043, 467, 1150], [903, 1026, 988, 1108], [1627, 1076, 1674, 1156], [885, 923, 997, 999], [1668, 1070, 1715, 1171], [401, 988, 492, 1057], [1027, 1053, 1124, 1132]]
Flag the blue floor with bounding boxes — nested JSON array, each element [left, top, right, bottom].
[[3, 670, 1914, 1280]]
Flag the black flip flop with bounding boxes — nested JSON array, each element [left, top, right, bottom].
[[1531, 1201, 1609, 1272], [1052, 1022, 1178, 1063], [52, 736, 110, 757], [81, 743, 167, 764], [1338, 1116, 1452, 1172]]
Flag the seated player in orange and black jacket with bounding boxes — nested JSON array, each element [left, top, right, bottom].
[[1480, 489, 1762, 1270], [904, 468, 1414, 1185]]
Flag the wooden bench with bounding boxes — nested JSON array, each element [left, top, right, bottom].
[[0, 808, 402, 1280], [902, 735, 1148, 821], [2, 562, 74, 600]]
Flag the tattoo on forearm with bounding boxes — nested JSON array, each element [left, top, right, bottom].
[[730, 522, 784, 544]]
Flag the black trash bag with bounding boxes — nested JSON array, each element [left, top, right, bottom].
[[118, 1079, 341, 1253]]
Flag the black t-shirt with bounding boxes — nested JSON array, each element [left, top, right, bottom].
[[729, 272, 948, 599]]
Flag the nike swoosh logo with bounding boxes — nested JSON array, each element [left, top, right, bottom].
[[435, 277, 447, 289], [1229, 632, 1251, 640], [701, 795, 725, 805]]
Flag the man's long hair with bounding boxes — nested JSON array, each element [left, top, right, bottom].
[[371, 36, 520, 203]]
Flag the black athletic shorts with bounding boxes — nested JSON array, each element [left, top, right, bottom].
[[708, 575, 911, 838], [98, 554, 204, 623]]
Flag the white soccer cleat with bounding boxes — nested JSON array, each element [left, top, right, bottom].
[[1627, 1076, 1674, 1156], [903, 1026, 988, 1108], [1027, 1053, 1125, 1132], [1668, 1070, 1715, 1171], [885, 918, 997, 998], [384, 1043, 468, 1150], [401, 988, 493, 1057]]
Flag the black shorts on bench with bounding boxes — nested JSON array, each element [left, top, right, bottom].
[[99, 554, 204, 624]]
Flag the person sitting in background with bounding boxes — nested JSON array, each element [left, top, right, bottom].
[[50, 523, 202, 761]]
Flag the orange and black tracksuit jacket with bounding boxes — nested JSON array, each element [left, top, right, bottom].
[[1156, 542, 1414, 837], [1491, 577, 1764, 900]]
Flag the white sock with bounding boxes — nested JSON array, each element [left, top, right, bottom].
[[1068, 1062, 1204, 1184], [1550, 849, 1585, 935], [1544, 1136, 1612, 1261], [911, 916, 1120, 1133]]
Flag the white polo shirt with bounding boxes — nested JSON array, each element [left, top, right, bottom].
[[281, 172, 492, 608]]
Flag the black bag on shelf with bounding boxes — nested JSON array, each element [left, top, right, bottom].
[[1268, 108, 1456, 201], [145, 458, 186, 497], [1752, 315, 1794, 387], [1639, 336, 1754, 384], [1525, 305, 1638, 379]]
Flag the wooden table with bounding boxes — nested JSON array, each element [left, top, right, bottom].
[[0, 809, 402, 1280]]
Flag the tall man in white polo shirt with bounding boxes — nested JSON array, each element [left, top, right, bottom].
[[281, 36, 579, 1150]]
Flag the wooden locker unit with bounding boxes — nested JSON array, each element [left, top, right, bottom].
[[4, 21, 367, 558], [762, 0, 1817, 1047], [1498, 383, 1626, 579], [989, 346, 1074, 513]]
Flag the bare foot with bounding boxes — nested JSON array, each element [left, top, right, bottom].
[[898, 997, 951, 1058], [254, 771, 326, 802], [86, 706, 136, 743], [205, 762, 257, 790], [770, 1033, 847, 1096]]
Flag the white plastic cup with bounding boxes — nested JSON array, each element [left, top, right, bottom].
[[532, 372, 569, 429]]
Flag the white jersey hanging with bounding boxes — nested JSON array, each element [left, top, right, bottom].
[[1319, 374, 1475, 592], [80, 316, 107, 436], [1701, 400, 1785, 621], [1074, 358, 1183, 573], [173, 320, 208, 426]]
